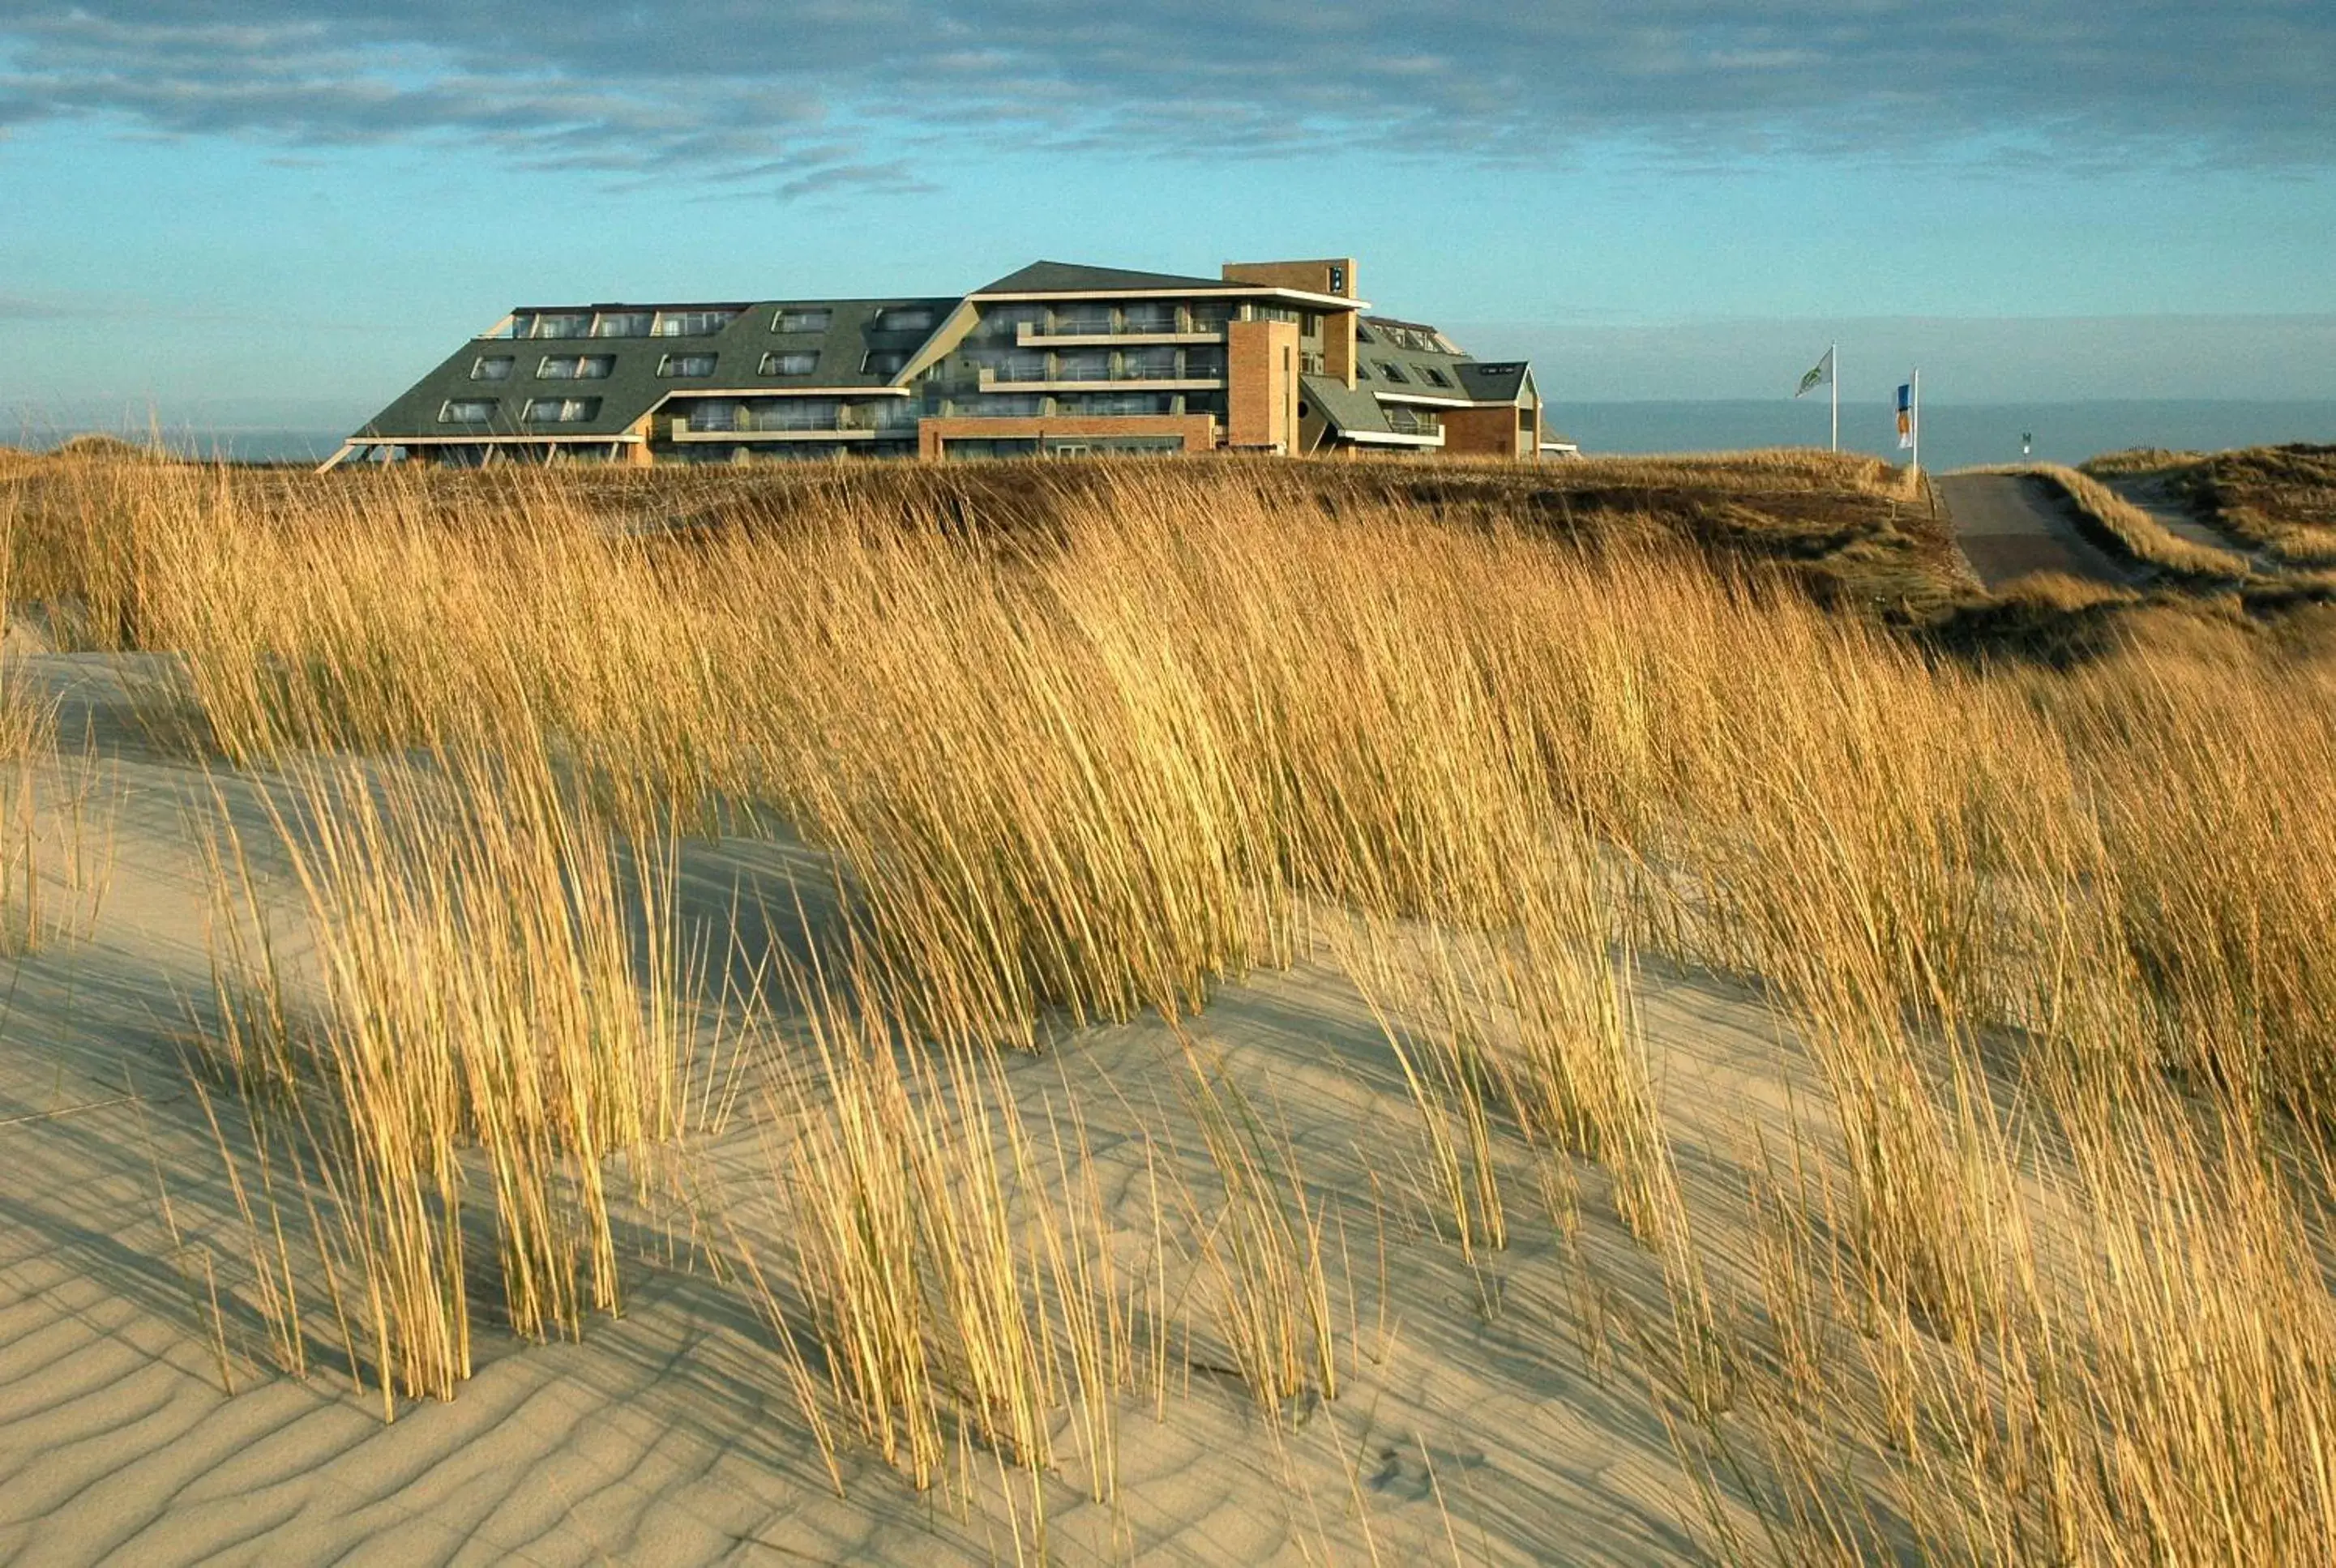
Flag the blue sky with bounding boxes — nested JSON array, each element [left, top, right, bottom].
[[4, 2, 2332, 441]]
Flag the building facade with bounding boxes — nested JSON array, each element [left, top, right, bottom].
[[324, 258, 1561, 469]]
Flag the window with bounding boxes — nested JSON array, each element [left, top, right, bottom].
[[759, 399, 839, 431], [523, 312, 591, 339], [1354, 362, 1371, 380], [996, 352, 1049, 383], [537, 354, 615, 379], [760, 351, 820, 375], [470, 356, 514, 380], [1055, 350, 1110, 382], [774, 307, 832, 333], [652, 309, 738, 337], [1328, 264, 1346, 294], [1072, 392, 1174, 416], [688, 403, 738, 433], [971, 395, 1043, 418], [1255, 304, 1301, 325], [1052, 306, 1111, 336], [863, 400, 920, 430], [1122, 346, 1177, 379], [861, 351, 908, 375], [659, 353, 717, 378], [1355, 324, 1377, 344], [524, 397, 601, 423], [1187, 301, 1232, 331], [589, 311, 652, 338], [1183, 346, 1226, 378], [875, 306, 934, 332], [1419, 366, 1453, 388], [978, 305, 1042, 340], [440, 399, 498, 423], [1375, 361, 1408, 384], [1121, 302, 1175, 334]]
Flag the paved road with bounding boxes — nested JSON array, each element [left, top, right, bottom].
[[2107, 473, 2272, 571], [1935, 472, 2142, 591]]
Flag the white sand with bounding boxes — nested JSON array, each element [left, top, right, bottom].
[[0, 649, 1843, 1565]]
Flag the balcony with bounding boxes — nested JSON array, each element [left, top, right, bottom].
[[1384, 409, 1443, 438], [1014, 321, 1228, 349], [673, 408, 920, 441], [978, 365, 1224, 393]]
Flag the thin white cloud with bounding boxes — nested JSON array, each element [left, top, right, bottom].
[[0, 2, 2328, 188]]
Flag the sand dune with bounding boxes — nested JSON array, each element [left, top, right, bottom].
[[0, 647, 1867, 1565]]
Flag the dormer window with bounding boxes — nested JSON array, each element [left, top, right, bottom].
[[524, 397, 601, 423], [651, 309, 738, 337], [875, 307, 935, 332], [761, 351, 819, 375], [658, 353, 717, 378], [440, 399, 498, 423], [537, 354, 615, 379], [470, 356, 514, 380], [774, 308, 832, 333]]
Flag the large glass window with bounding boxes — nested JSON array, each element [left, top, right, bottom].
[[995, 352, 1049, 383], [688, 403, 739, 433], [523, 312, 592, 339], [470, 356, 514, 380], [760, 351, 820, 375], [652, 309, 739, 337], [659, 353, 717, 378], [589, 311, 652, 337], [978, 305, 1042, 340], [1122, 346, 1177, 379], [1187, 301, 1233, 331], [440, 399, 498, 423], [1183, 346, 1226, 378], [971, 395, 1044, 417], [1070, 392, 1174, 416], [1051, 305, 1111, 336], [1121, 302, 1175, 334], [537, 355, 615, 379], [756, 398, 839, 431], [524, 397, 601, 423], [774, 307, 832, 333], [875, 306, 935, 332], [1055, 350, 1110, 382]]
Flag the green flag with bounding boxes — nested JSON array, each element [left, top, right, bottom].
[[1795, 348, 1834, 398]]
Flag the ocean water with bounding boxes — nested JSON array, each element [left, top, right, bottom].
[[28, 399, 2336, 472], [1548, 399, 2336, 472]]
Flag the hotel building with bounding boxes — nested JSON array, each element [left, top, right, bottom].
[[324, 258, 1568, 468]]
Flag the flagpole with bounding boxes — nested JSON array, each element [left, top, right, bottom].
[[1910, 367, 1921, 475], [1829, 343, 1838, 453]]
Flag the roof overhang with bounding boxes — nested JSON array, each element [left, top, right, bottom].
[[970, 284, 1368, 312], [1337, 429, 1446, 448], [351, 431, 647, 445]]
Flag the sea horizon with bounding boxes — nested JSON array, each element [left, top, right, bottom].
[[14, 396, 2331, 473]]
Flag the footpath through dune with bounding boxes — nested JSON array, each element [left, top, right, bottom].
[[1936, 471, 2142, 590]]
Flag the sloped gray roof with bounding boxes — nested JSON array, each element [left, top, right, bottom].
[[976, 260, 1237, 295], [1298, 373, 1393, 436], [1456, 361, 1532, 402], [353, 297, 955, 442]]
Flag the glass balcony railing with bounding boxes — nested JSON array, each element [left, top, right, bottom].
[[682, 404, 918, 435]]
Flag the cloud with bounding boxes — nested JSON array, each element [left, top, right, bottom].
[[0, 2, 2328, 187], [0, 293, 105, 320]]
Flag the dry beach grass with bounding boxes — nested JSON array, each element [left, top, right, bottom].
[[3, 448, 2336, 1562]]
